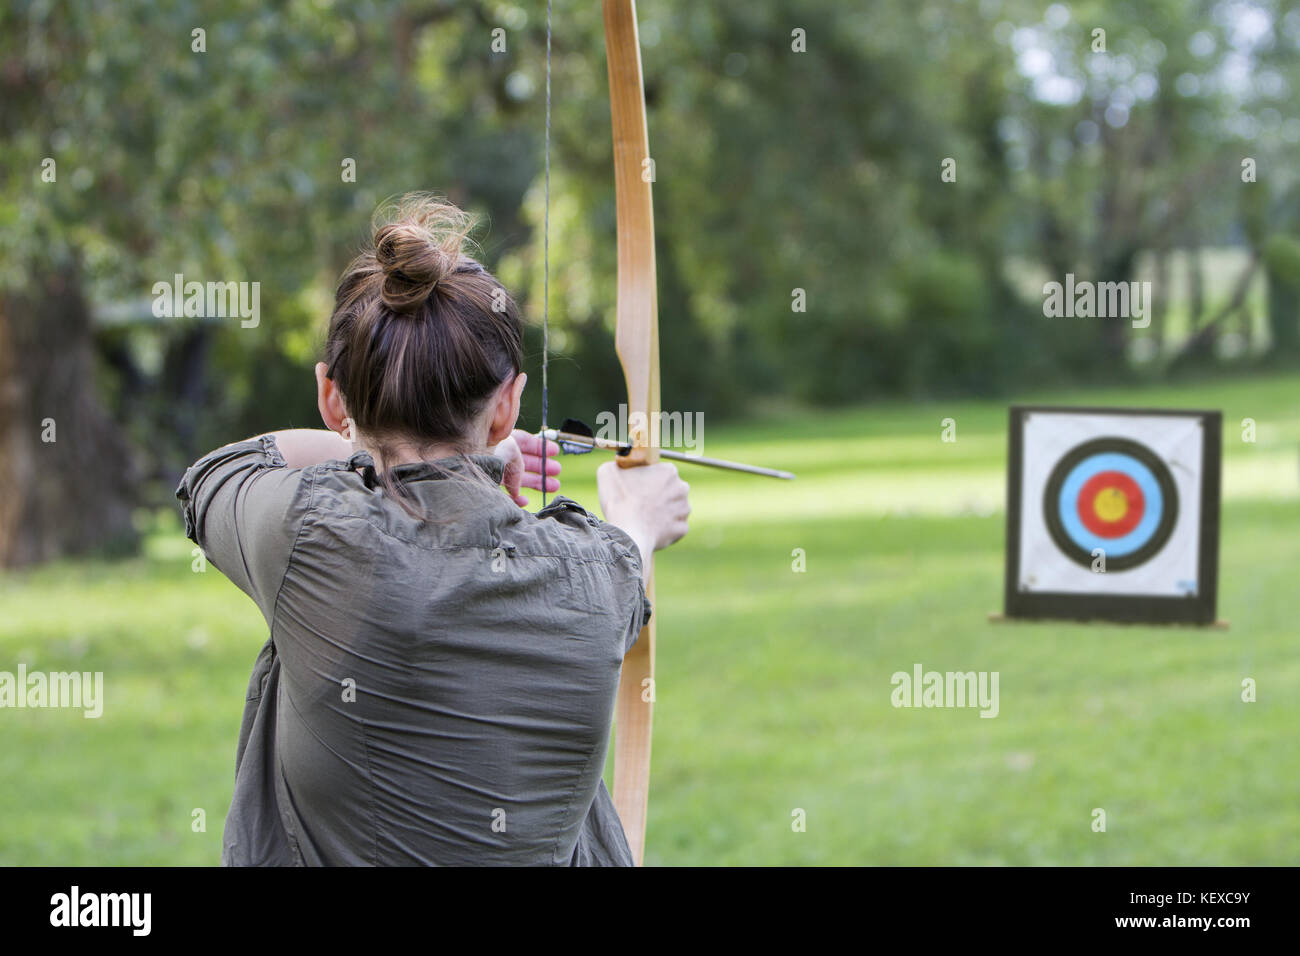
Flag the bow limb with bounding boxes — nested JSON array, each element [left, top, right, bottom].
[[603, 0, 659, 867]]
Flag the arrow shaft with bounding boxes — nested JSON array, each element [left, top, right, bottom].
[[545, 429, 795, 480], [659, 448, 795, 480]]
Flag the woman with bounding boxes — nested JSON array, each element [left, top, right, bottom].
[[177, 195, 690, 866]]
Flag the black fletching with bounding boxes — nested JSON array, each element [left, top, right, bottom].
[[557, 418, 596, 455]]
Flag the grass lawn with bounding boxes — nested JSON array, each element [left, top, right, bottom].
[[1, 372, 1297, 864]]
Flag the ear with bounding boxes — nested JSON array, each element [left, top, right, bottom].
[[486, 372, 527, 446], [315, 362, 350, 434]]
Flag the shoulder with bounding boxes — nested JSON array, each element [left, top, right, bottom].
[[529, 497, 651, 644], [176, 435, 309, 540], [176, 434, 289, 495], [533, 496, 641, 570]]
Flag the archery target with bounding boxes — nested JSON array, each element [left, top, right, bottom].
[[1042, 436, 1178, 572], [1016, 412, 1204, 598]]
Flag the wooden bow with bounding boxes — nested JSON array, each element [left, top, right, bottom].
[[603, 0, 658, 866]]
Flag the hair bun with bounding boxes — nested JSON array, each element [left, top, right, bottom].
[[372, 197, 475, 313]]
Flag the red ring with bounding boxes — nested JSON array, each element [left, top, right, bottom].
[[1076, 470, 1144, 538]]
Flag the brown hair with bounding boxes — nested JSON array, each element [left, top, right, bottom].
[[324, 194, 523, 506]]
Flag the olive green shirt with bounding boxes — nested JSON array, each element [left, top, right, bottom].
[[176, 435, 649, 866]]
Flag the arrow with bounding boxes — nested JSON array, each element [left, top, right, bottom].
[[543, 418, 795, 480]]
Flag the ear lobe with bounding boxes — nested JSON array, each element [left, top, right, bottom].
[[316, 362, 348, 433], [486, 373, 525, 445]]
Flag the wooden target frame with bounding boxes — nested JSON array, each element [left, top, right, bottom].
[[1002, 406, 1222, 625]]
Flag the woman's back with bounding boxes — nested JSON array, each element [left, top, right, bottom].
[[181, 443, 647, 865]]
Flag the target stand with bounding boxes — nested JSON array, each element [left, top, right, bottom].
[[1001, 406, 1222, 626]]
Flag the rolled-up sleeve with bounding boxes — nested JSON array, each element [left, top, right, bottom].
[[175, 435, 307, 624]]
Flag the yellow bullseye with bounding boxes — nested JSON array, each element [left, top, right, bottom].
[[1093, 486, 1129, 523]]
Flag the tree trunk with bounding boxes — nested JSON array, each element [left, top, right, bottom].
[[0, 269, 138, 568], [1267, 272, 1300, 355], [1170, 255, 1259, 367], [1187, 244, 1205, 333], [1096, 247, 1138, 363], [1152, 247, 1170, 353]]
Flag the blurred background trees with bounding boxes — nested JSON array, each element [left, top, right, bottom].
[[1, 0, 1298, 565]]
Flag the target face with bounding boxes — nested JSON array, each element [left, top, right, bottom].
[[1043, 437, 1178, 572], [1003, 407, 1221, 625]]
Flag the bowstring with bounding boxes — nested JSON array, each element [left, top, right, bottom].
[[540, 0, 552, 513]]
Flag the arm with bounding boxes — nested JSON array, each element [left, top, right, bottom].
[[256, 429, 353, 469], [175, 438, 304, 621]]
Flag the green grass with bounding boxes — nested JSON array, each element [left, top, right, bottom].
[[2, 372, 1298, 864]]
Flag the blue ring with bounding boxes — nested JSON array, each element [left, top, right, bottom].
[[1056, 452, 1164, 558]]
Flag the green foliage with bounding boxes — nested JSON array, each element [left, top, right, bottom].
[[4, 0, 1300, 469], [1262, 233, 1300, 353], [1262, 233, 1300, 287]]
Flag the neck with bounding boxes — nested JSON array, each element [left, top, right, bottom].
[[361, 438, 484, 471]]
